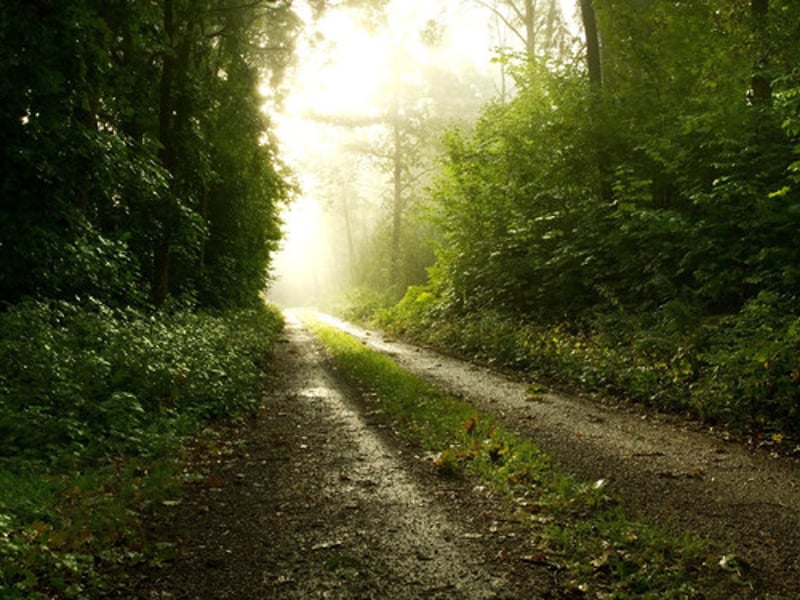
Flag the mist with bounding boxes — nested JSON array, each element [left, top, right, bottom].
[[266, 0, 576, 309]]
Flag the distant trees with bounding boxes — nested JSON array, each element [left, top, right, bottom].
[[0, 0, 297, 309], [304, 7, 497, 298], [475, 0, 571, 61]]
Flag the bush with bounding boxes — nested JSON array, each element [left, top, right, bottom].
[[338, 286, 395, 324], [0, 299, 283, 597], [690, 293, 800, 432], [345, 288, 800, 439], [0, 299, 283, 463]]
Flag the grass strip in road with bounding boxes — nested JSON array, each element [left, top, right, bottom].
[[305, 314, 751, 599]]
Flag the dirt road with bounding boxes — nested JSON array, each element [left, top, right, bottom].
[[139, 313, 559, 599], [137, 311, 800, 598], [311, 312, 800, 598]]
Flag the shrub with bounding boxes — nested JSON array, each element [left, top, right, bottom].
[[0, 300, 283, 463], [0, 299, 283, 597], [343, 288, 800, 439]]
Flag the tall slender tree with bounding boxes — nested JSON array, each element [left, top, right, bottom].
[[475, 0, 570, 61], [579, 0, 602, 88], [751, 0, 771, 107]]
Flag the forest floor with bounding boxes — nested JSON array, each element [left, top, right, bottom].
[[134, 311, 800, 599]]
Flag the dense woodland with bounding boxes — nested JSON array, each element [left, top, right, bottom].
[[0, 1, 305, 595], [1, 0, 800, 595], [342, 0, 800, 442], [0, 0, 299, 307]]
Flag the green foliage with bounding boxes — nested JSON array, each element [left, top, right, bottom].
[[0, 2, 294, 595], [306, 315, 747, 598], [0, 456, 182, 599], [360, 287, 800, 440], [0, 301, 283, 597], [0, 0, 296, 308], [0, 300, 283, 462], [372, 285, 439, 335], [428, 1, 800, 319], [689, 293, 800, 432], [356, 1, 800, 439], [337, 286, 397, 324]]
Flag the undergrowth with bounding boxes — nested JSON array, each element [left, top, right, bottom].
[[345, 286, 800, 446], [0, 300, 283, 598], [305, 313, 751, 598]]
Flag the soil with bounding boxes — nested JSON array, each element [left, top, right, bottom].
[[134, 311, 800, 599]]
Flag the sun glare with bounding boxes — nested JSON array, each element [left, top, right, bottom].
[[269, 0, 553, 307], [288, 10, 388, 118]]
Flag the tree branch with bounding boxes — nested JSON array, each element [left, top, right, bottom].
[[471, 0, 528, 50]]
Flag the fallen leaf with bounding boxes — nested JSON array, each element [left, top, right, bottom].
[[719, 553, 747, 575], [463, 413, 479, 434], [520, 551, 549, 564], [591, 553, 611, 572]]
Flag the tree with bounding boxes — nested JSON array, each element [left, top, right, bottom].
[[429, 0, 800, 322], [0, 0, 298, 309], [294, 5, 496, 295], [475, 0, 570, 62], [750, 0, 771, 107], [151, 0, 299, 306], [579, 0, 602, 87]]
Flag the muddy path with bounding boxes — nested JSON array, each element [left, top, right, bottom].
[[138, 314, 560, 599], [310, 312, 800, 598]]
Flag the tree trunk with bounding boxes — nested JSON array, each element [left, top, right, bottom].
[[153, 241, 171, 307], [341, 191, 356, 284], [524, 0, 536, 57], [579, 0, 613, 203], [580, 0, 602, 88], [751, 0, 771, 107], [390, 99, 403, 286], [545, 0, 559, 55], [152, 0, 176, 306]]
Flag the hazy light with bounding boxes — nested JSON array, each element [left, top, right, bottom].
[[267, 0, 577, 307], [298, 12, 388, 117]]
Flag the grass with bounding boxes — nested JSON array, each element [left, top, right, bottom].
[[361, 287, 800, 443], [304, 312, 752, 599]]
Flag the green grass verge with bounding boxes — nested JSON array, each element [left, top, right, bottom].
[[356, 286, 800, 443], [304, 313, 751, 599]]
